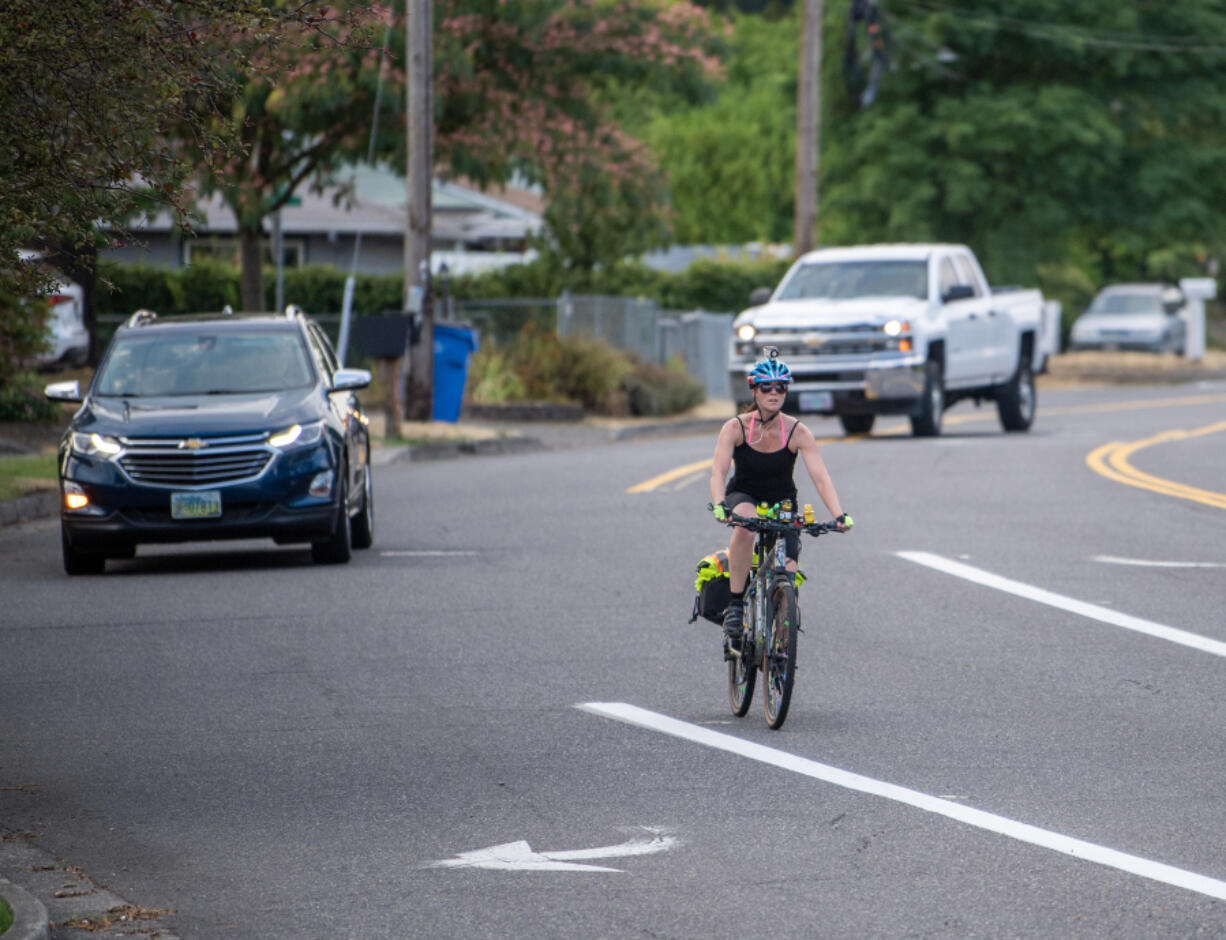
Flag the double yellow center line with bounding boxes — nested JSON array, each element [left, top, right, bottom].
[[1086, 420, 1226, 510]]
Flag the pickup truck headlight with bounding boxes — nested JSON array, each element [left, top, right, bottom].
[[736, 323, 757, 342], [882, 319, 909, 336]]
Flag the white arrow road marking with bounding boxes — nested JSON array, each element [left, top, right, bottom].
[[428, 830, 677, 872], [897, 550, 1226, 658], [380, 550, 479, 557], [579, 703, 1226, 902], [1092, 554, 1226, 569]]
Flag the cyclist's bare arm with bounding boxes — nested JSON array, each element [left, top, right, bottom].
[[710, 417, 741, 508], [792, 421, 847, 526]]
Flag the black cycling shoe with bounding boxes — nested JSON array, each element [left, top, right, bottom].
[[723, 602, 744, 646]]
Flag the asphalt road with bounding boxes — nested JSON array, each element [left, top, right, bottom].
[[3, 380, 1226, 938]]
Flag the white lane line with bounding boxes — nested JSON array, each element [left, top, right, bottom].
[[380, 550, 479, 557], [1093, 555, 1226, 569], [897, 551, 1226, 659], [578, 702, 1226, 901]]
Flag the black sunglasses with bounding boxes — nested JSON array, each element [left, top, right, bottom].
[[756, 383, 788, 395]]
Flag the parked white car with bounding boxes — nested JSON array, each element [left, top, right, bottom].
[[19, 250, 89, 368], [1068, 283, 1186, 355]]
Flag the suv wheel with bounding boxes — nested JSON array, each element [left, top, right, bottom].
[[62, 522, 105, 576], [311, 471, 352, 565], [350, 461, 374, 550]]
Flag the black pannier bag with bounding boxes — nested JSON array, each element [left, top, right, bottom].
[[689, 549, 731, 624]]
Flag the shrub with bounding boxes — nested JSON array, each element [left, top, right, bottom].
[[0, 370, 60, 422], [623, 357, 706, 416], [464, 326, 699, 415], [555, 334, 632, 410]]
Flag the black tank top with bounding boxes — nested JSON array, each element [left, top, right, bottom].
[[726, 414, 800, 504]]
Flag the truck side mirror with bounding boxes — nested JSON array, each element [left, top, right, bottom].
[[749, 287, 772, 307], [942, 284, 975, 303]]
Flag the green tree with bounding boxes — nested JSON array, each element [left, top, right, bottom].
[[183, 1, 387, 312], [0, 0, 356, 361], [637, 11, 798, 244], [820, 0, 1226, 290], [430, 0, 728, 269]]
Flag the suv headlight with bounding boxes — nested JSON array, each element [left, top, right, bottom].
[[736, 323, 757, 342], [268, 420, 324, 449], [70, 431, 122, 457]]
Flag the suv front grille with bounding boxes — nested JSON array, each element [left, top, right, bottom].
[[117, 433, 273, 487]]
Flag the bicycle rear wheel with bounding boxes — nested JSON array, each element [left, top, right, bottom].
[[727, 609, 756, 717], [763, 582, 799, 729]]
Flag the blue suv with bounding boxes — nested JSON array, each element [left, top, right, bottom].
[[44, 308, 374, 574]]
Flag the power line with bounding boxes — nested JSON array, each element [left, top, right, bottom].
[[891, 0, 1226, 55]]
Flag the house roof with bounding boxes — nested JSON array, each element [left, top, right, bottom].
[[124, 164, 543, 240]]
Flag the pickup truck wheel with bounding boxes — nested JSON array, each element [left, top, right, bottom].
[[910, 360, 944, 437], [997, 358, 1036, 432], [839, 414, 875, 435]]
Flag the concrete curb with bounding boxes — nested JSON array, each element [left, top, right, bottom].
[[0, 876, 50, 940], [608, 416, 728, 442], [385, 436, 548, 463], [0, 491, 58, 529]]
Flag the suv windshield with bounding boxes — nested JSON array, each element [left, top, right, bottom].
[[776, 260, 928, 301], [1090, 292, 1162, 315], [95, 330, 315, 397]]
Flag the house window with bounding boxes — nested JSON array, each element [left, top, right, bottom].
[[183, 237, 304, 268]]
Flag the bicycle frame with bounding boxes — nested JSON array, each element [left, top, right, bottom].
[[740, 527, 791, 671]]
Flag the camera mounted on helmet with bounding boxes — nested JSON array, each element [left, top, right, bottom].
[[747, 345, 793, 389]]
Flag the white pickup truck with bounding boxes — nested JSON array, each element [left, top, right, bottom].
[[729, 243, 1050, 436]]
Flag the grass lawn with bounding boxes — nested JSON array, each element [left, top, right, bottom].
[[1, 894, 14, 933], [0, 453, 58, 501]]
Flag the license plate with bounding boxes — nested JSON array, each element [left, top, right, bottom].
[[798, 391, 833, 412], [171, 490, 222, 520]]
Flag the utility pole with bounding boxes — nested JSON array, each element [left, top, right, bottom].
[[403, 0, 434, 422], [794, 0, 822, 258]]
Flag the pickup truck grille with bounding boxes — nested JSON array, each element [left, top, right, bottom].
[[117, 433, 273, 487], [770, 339, 893, 357]]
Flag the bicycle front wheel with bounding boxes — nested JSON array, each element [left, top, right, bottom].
[[763, 582, 799, 729]]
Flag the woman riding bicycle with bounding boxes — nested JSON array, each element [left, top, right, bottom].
[[710, 349, 852, 649]]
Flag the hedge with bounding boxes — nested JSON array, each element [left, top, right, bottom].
[[95, 253, 793, 320]]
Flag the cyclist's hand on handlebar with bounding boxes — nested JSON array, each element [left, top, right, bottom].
[[835, 512, 854, 532], [709, 501, 729, 523]]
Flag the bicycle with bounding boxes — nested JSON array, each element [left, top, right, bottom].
[[710, 502, 844, 730]]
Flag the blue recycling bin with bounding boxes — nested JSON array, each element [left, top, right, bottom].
[[432, 323, 479, 422]]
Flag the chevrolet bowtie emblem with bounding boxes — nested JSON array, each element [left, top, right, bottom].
[[804, 333, 826, 346], [179, 438, 207, 450]]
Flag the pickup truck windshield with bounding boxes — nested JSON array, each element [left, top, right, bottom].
[[95, 330, 315, 397], [777, 260, 928, 301]]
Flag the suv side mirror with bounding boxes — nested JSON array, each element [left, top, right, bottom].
[[749, 287, 772, 307], [45, 380, 82, 402], [942, 283, 975, 303], [331, 368, 372, 392]]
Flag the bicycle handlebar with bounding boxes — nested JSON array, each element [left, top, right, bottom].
[[709, 503, 844, 536]]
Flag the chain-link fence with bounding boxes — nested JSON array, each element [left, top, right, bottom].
[[102, 293, 735, 401], [448, 293, 732, 401]]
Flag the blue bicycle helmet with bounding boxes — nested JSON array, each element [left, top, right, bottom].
[[747, 348, 793, 388]]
